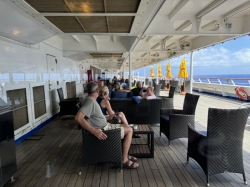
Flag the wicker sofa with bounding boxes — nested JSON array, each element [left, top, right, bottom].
[[110, 98, 162, 124]]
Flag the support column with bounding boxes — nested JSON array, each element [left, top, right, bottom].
[[156, 64, 158, 83], [190, 51, 194, 94], [129, 51, 132, 89]]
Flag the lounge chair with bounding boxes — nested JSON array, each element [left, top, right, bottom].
[[57, 88, 79, 117], [187, 108, 250, 186], [159, 86, 176, 108], [160, 93, 200, 145]]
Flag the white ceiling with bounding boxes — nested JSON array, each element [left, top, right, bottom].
[[1, 0, 250, 71]]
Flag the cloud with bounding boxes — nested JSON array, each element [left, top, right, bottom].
[[191, 47, 250, 67]]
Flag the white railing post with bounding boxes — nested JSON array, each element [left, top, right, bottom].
[[207, 78, 210, 83], [218, 79, 221, 84], [231, 79, 235, 85], [190, 51, 194, 94], [199, 78, 202, 83]]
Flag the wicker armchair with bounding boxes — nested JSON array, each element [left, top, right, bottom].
[[57, 88, 79, 117], [160, 93, 200, 145], [160, 80, 166, 90], [80, 128, 122, 173], [187, 108, 250, 186], [154, 84, 162, 96], [159, 86, 176, 108], [170, 80, 179, 93]]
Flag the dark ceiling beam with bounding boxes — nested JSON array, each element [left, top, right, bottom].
[[63, 0, 87, 32]]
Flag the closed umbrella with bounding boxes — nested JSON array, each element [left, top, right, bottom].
[[178, 58, 188, 95], [165, 62, 172, 90], [158, 64, 162, 77], [150, 66, 155, 77]]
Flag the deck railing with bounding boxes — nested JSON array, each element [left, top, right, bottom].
[[193, 78, 250, 86]]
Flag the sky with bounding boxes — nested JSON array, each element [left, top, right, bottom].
[[131, 35, 250, 78]]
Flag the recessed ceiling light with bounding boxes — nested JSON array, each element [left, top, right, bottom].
[[13, 29, 20, 36]]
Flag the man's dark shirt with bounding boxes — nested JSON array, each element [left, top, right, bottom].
[[131, 87, 143, 96]]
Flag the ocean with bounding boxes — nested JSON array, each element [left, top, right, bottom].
[[193, 74, 250, 86]]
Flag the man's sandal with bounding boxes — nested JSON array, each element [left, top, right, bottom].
[[128, 155, 137, 162], [123, 160, 139, 169]]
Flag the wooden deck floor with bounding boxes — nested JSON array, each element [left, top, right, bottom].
[[4, 92, 250, 187]]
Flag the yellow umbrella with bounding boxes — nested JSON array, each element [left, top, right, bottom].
[[166, 62, 172, 78], [178, 58, 188, 95], [150, 66, 155, 77], [158, 64, 162, 77], [165, 62, 172, 90]]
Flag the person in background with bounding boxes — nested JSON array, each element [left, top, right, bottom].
[[131, 81, 143, 96], [97, 76, 101, 84], [112, 76, 117, 86], [139, 86, 156, 100], [75, 82, 139, 169], [113, 83, 130, 92], [120, 76, 124, 83], [98, 80, 104, 87]]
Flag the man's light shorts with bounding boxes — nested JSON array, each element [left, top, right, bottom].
[[103, 123, 124, 139]]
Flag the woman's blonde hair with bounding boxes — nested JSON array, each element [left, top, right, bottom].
[[99, 86, 109, 97]]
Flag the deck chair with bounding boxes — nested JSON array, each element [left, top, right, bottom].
[[187, 108, 250, 186], [80, 119, 122, 173], [57, 88, 79, 117], [154, 84, 162, 97], [160, 93, 200, 145], [159, 86, 176, 108]]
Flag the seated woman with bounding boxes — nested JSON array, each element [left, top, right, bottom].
[[97, 86, 129, 124], [139, 86, 156, 100], [113, 83, 130, 92]]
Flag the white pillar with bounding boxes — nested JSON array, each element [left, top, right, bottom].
[[129, 51, 132, 89], [190, 51, 194, 94], [156, 64, 158, 83]]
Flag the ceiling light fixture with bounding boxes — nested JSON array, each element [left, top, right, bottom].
[[180, 36, 189, 42], [151, 43, 161, 49], [224, 1, 250, 22], [201, 20, 220, 30], [13, 29, 20, 36], [141, 53, 147, 57], [163, 36, 173, 42], [196, 0, 227, 21], [176, 20, 192, 31]]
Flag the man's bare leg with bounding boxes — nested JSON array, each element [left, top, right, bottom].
[[120, 124, 139, 168]]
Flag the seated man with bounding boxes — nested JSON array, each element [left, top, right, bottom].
[[75, 82, 139, 169], [131, 81, 143, 96], [139, 86, 156, 100]]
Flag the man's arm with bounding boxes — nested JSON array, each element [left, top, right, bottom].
[[75, 111, 107, 140]]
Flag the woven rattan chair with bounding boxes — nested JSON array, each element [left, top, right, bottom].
[[170, 80, 179, 93], [160, 93, 200, 145], [154, 84, 162, 96], [80, 128, 122, 174], [187, 108, 250, 186], [57, 88, 79, 117], [159, 86, 176, 109], [160, 80, 166, 90]]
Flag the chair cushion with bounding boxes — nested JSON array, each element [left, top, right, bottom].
[[111, 91, 128, 98], [160, 115, 169, 121]]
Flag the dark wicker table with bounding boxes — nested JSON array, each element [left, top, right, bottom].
[[129, 125, 154, 158]]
